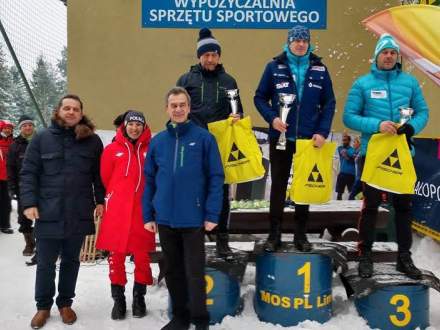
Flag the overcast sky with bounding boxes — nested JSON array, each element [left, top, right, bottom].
[[0, 0, 66, 79]]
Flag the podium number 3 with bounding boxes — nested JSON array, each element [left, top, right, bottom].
[[389, 294, 411, 327], [205, 275, 214, 305], [297, 262, 311, 294]]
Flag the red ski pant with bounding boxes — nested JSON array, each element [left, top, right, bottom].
[[108, 250, 153, 286]]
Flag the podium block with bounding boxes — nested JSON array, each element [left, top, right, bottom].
[[205, 266, 242, 324], [254, 250, 333, 327], [355, 284, 429, 330]]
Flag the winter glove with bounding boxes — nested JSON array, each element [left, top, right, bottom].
[[397, 123, 415, 149]]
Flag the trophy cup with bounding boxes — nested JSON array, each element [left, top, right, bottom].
[[399, 106, 414, 125], [226, 89, 239, 115], [276, 93, 296, 150]]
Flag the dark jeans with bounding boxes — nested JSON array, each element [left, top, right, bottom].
[[269, 138, 309, 227], [35, 236, 84, 310], [158, 225, 209, 325], [358, 155, 413, 254], [217, 184, 230, 233], [0, 180, 11, 230], [336, 173, 355, 199], [348, 179, 362, 200]]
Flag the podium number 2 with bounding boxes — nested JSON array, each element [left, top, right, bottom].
[[205, 275, 214, 305], [297, 262, 311, 294], [389, 294, 411, 327]]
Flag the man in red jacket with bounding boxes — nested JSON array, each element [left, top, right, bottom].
[[0, 119, 14, 234]]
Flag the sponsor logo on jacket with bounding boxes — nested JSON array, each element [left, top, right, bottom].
[[276, 82, 290, 89]]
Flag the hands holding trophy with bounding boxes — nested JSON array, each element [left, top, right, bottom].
[[276, 93, 296, 150], [226, 89, 240, 115], [399, 106, 414, 125]]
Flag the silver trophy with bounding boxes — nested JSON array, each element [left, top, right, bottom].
[[399, 107, 414, 125], [226, 89, 239, 115], [276, 93, 296, 150]]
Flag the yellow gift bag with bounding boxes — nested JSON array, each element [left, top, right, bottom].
[[208, 116, 265, 184], [361, 133, 416, 194], [289, 139, 337, 204]]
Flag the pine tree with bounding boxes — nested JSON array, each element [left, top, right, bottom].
[[8, 66, 33, 126], [0, 43, 13, 120], [31, 55, 61, 123], [56, 46, 67, 95]]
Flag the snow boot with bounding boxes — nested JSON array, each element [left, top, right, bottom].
[[396, 252, 422, 280], [132, 282, 147, 318], [111, 284, 126, 320], [293, 214, 312, 252], [216, 233, 233, 257], [358, 251, 373, 278], [264, 219, 282, 252], [26, 255, 38, 266], [161, 317, 190, 330], [23, 232, 35, 256]]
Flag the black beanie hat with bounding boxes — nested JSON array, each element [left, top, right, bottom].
[[18, 115, 34, 129], [197, 28, 221, 58], [124, 111, 146, 126]]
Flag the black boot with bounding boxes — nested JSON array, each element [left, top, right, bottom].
[[358, 251, 373, 278], [293, 213, 312, 252], [111, 284, 126, 320], [161, 317, 190, 330], [396, 252, 422, 280], [216, 232, 233, 257], [264, 219, 281, 252], [23, 233, 35, 256], [25, 253, 37, 266], [132, 282, 147, 318]]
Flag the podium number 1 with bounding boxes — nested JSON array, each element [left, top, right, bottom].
[[297, 262, 311, 294], [389, 294, 411, 327], [205, 275, 214, 305]]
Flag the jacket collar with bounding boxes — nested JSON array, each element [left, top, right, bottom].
[[114, 125, 151, 147], [166, 120, 193, 137], [190, 63, 225, 76], [274, 51, 323, 66], [370, 62, 401, 80]]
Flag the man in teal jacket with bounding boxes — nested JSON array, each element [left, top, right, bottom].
[[343, 34, 429, 279], [143, 87, 224, 330]]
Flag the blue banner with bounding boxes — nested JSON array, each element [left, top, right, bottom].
[[142, 0, 327, 29], [412, 138, 440, 239]]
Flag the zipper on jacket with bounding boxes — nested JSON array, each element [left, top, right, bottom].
[[173, 132, 179, 173], [216, 81, 219, 103], [387, 74, 393, 121], [180, 145, 185, 167], [201, 80, 204, 104]]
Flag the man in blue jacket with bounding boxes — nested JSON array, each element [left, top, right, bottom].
[[254, 25, 336, 252], [343, 34, 429, 279], [143, 87, 224, 330]]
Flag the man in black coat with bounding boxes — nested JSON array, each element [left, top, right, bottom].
[[7, 115, 36, 258], [20, 95, 105, 329], [177, 28, 243, 257]]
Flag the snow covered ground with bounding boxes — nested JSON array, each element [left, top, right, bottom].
[[1, 203, 439, 330]]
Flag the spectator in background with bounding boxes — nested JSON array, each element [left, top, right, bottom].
[[0, 119, 14, 234], [7, 116, 37, 260], [348, 136, 362, 200], [335, 133, 356, 200]]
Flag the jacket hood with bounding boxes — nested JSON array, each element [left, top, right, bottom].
[[51, 114, 96, 140], [115, 124, 152, 146]]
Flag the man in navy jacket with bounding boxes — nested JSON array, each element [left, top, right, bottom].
[[254, 25, 335, 252], [143, 87, 224, 330]]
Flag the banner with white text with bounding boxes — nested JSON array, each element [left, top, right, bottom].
[[142, 0, 327, 29]]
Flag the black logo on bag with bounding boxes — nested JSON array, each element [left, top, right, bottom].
[[226, 143, 249, 168], [381, 149, 401, 169], [377, 149, 403, 175], [305, 164, 325, 188]]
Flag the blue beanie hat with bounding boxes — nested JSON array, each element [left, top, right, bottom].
[[197, 28, 221, 58], [287, 25, 311, 44], [374, 33, 400, 60]]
